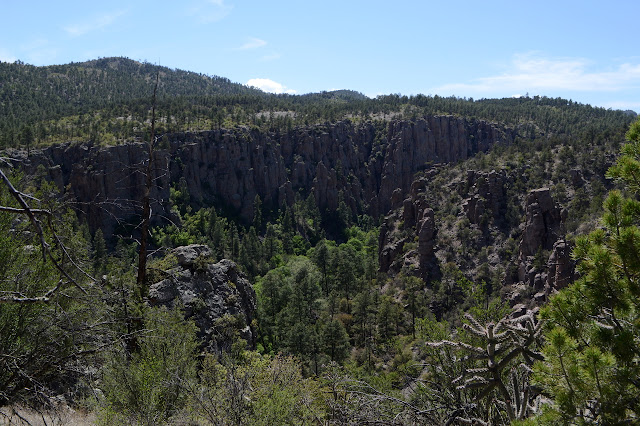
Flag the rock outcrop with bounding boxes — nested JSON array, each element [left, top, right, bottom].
[[378, 220, 406, 274], [378, 173, 439, 276], [461, 169, 508, 225], [148, 244, 257, 353], [519, 188, 562, 258], [507, 188, 573, 307], [417, 208, 437, 273], [378, 118, 512, 214], [546, 239, 575, 291], [18, 117, 514, 238]]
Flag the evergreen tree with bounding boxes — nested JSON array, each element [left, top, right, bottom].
[[532, 117, 640, 424], [19, 124, 34, 155], [312, 239, 331, 295], [322, 319, 350, 363], [263, 222, 281, 267], [93, 228, 107, 275], [252, 194, 263, 231]]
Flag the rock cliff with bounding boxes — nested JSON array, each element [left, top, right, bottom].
[[461, 170, 509, 225], [148, 244, 257, 353], [507, 188, 574, 309], [18, 117, 513, 238], [378, 170, 441, 277]]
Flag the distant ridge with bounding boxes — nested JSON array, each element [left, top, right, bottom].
[[0, 56, 635, 148]]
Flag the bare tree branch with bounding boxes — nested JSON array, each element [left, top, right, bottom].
[[0, 167, 93, 302]]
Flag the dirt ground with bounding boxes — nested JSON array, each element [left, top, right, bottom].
[[0, 406, 96, 425]]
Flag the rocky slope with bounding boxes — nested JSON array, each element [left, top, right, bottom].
[[378, 158, 583, 315], [16, 116, 514, 238], [148, 244, 256, 353]]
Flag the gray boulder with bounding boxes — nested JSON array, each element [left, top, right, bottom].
[[148, 244, 256, 354]]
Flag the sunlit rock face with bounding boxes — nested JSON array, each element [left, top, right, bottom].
[[148, 244, 257, 353]]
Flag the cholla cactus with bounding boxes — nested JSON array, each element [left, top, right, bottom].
[[428, 310, 544, 423]]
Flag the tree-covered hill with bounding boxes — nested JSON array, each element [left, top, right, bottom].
[[2, 57, 640, 424], [0, 57, 635, 148], [0, 57, 263, 144]]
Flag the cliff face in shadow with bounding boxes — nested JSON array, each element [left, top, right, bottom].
[[19, 116, 514, 238]]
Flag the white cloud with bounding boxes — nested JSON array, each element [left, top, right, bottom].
[[64, 10, 127, 37], [188, 0, 233, 23], [238, 37, 267, 50], [433, 53, 640, 96], [246, 78, 296, 94]]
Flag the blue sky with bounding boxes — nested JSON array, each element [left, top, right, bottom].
[[2, 0, 639, 111]]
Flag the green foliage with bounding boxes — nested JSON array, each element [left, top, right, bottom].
[[5, 57, 637, 422], [532, 116, 640, 423], [98, 306, 199, 425], [92, 228, 107, 275], [188, 352, 325, 425], [322, 319, 351, 363], [1, 58, 634, 149], [253, 227, 386, 372], [0, 174, 103, 408]]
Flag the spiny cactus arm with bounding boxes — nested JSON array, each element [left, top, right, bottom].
[[511, 312, 535, 324], [461, 376, 491, 388], [522, 349, 544, 362], [464, 313, 487, 334], [428, 340, 486, 356], [492, 330, 512, 343], [495, 398, 507, 409], [475, 380, 498, 400], [445, 408, 489, 426], [495, 378, 517, 420], [512, 368, 521, 416], [533, 318, 544, 335], [426, 340, 457, 348], [462, 322, 488, 339], [519, 383, 531, 419], [459, 341, 488, 355], [513, 314, 545, 342], [495, 315, 511, 331], [458, 417, 488, 426], [492, 343, 511, 358], [496, 347, 524, 371], [522, 351, 534, 365], [504, 322, 529, 336], [466, 367, 490, 375]]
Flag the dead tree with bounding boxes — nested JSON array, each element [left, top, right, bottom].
[[123, 71, 161, 356], [135, 71, 159, 298]]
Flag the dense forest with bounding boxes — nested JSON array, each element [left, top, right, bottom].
[[1, 57, 640, 425], [0, 57, 633, 148]]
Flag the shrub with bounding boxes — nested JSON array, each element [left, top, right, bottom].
[[98, 306, 198, 425], [187, 352, 325, 425]]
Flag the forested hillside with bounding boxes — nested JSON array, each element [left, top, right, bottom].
[[1, 57, 639, 425], [1, 57, 632, 147]]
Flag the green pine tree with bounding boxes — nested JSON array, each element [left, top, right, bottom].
[[531, 117, 640, 424]]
